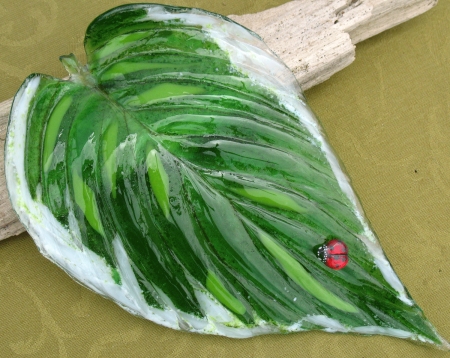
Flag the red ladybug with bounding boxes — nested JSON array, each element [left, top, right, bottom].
[[316, 239, 349, 270]]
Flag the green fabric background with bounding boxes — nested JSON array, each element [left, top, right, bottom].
[[0, 1, 449, 357]]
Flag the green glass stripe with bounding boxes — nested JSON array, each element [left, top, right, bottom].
[[101, 121, 119, 199], [95, 31, 152, 60], [257, 229, 357, 313], [206, 271, 246, 315], [230, 187, 306, 214], [100, 62, 195, 81], [127, 83, 206, 106], [146, 148, 170, 218], [72, 169, 105, 237], [84, 5, 148, 53], [43, 95, 72, 172]]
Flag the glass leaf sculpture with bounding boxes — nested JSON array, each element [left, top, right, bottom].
[[5, 3, 448, 349]]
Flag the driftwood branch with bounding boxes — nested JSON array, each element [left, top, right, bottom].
[[229, 0, 437, 90], [0, 0, 437, 241], [0, 98, 24, 239]]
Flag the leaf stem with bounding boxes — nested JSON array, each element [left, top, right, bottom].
[[60, 53, 97, 88]]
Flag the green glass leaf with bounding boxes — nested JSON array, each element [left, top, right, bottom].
[[5, 3, 448, 349]]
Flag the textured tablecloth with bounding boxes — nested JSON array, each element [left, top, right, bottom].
[[0, 1, 449, 357]]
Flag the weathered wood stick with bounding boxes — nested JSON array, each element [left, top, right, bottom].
[[0, 0, 437, 241], [229, 0, 437, 90], [0, 98, 23, 239]]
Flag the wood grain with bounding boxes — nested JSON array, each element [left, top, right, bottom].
[[0, 98, 24, 238], [0, 0, 437, 241], [229, 0, 437, 90]]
